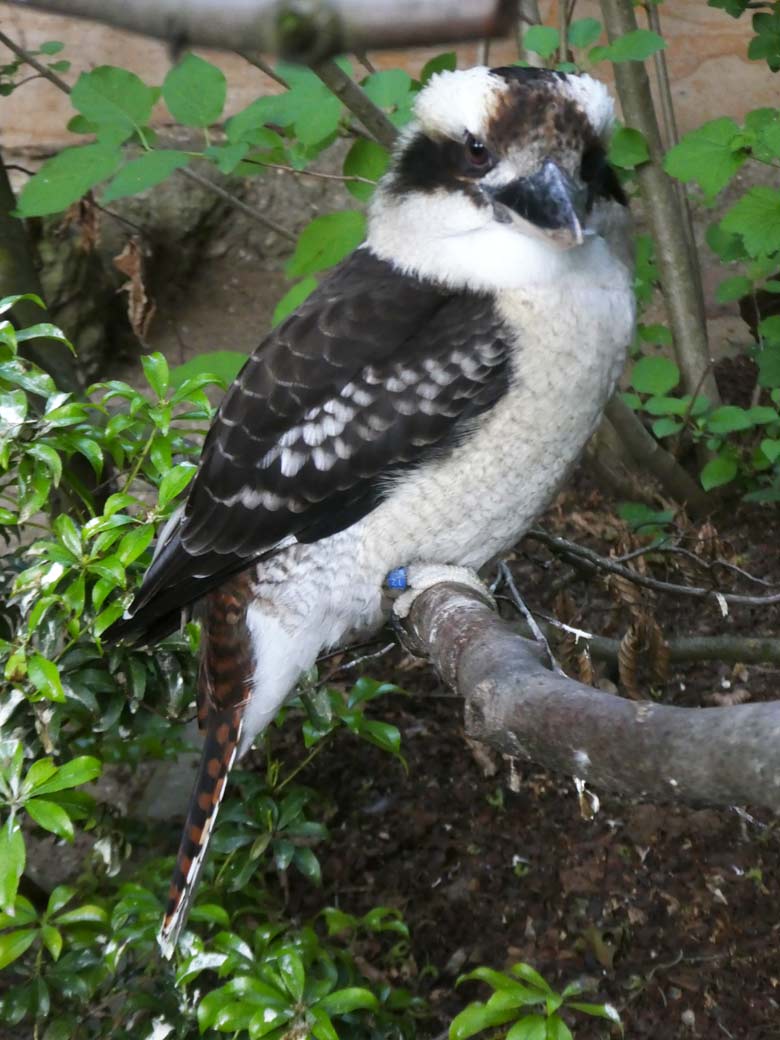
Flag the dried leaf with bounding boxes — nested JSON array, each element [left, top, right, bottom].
[[113, 237, 156, 341], [645, 616, 670, 685], [618, 624, 643, 700], [576, 648, 595, 686], [464, 736, 498, 778]]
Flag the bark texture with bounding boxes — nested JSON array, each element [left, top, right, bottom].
[[0, 0, 516, 61], [405, 583, 780, 812]]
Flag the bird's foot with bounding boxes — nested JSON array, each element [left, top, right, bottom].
[[386, 563, 496, 619]]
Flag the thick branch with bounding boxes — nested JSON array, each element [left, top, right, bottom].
[[0, 0, 516, 62], [604, 396, 711, 515], [405, 583, 780, 811], [599, 0, 720, 406]]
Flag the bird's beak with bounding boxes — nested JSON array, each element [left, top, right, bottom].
[[483, 159, 587, 249]]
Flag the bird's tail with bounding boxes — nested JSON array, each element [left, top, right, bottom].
[[158, 575, 256, 959], [158, 704, 243, 958]]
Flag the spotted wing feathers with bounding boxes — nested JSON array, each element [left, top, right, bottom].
[[114, 250, 511, 642]]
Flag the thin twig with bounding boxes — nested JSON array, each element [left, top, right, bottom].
[[236, 50, 290, 89], [353, 51, 376, 75], [526, 528, 780, 607], [179, 166, 297, 242], [0, 28, 72, 93], [243, 158, 376, 185], [497, 561, 566, 676]]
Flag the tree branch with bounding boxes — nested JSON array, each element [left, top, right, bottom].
[[404, 583, 780, 811], [525, 528, 780, 608], [604, 396, 712, 514], [312, 59, 398, 149], [0, 0, 516, 62], [599, 0, 720, 406]]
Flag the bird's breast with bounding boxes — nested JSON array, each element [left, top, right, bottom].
[[356, 259, 634, 576]]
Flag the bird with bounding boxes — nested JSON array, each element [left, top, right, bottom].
[[110, 64, 635, 957]]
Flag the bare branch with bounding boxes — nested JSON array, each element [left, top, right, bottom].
[[599, 0, 720, 406], [178, 167, 297, 242], [604, 396, 712, 515], [0, 0, 516, 63], [312, 59, 398, 149], [525, 528, 780, 608], [0, 28, 72, 92], [405, 583, 780, 811]]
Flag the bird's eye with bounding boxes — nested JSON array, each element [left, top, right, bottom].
[[464, 133, 490, 170]]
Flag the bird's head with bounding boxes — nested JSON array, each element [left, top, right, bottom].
[[368, 66, 630, 291]]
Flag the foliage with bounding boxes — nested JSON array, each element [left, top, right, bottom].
[[0, 301, 417, 1038], [449, 963, 620, 1040]]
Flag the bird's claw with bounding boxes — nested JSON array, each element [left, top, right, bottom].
[[385, 563, 496, 619]]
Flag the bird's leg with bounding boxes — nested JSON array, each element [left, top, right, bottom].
[[385, 563, 496, 619]]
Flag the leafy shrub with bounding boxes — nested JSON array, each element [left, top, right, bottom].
[[0, 299, 419, 1038]]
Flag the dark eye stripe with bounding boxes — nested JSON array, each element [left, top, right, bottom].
[[580, 142, 627, 208]]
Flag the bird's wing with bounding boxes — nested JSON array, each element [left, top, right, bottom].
[[118, 249, 512, 639]]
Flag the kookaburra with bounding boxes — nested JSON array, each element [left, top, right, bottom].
[[113, 66, 635, 955]]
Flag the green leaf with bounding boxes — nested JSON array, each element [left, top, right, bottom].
[[700, 454, 738, 490], [721, 187, 780, 257], [94, 601, 125, 637], [523, 26, 560, 59], [292, 847, 322, 885], [506, 1016, 546, 1040], [54, 513, 82, 557], [25, 798, 74, 841], [16, 322, 74, 350], [30, 756, 101, 795], [248, 1007, 292, 1039], [286, 212, 366, 278], [318, 987, 379, 1015], [761, 438, 780, 462], [608, 127, 649, 170], [716, 275, 752, 303], [567, 1001, 621, 1023], [0, 293, 45, 316], [568, 18, 602, 49], [546, 1017, 573, 1040], [28, 654, 65, 702], [71, 65, 157, 142], [163, 53, 227, 127], [170, 350, 246, 389], [449, 1001, 517, 1040], [509, 964, 553, 994], [630, 356, 680, 395], [360, 719, 402, 756], [309, 1006, 339, 1040], [15, 144, 122, 217], [277, 949, 305, 1001], [54, 903, 107, 926], [141, 351, 169, 398], [758, 346, 780, 388], [362, 69, 413, 109], [706, 405, 753, 434], [343, 138, 388, 201], [40, 924, 63, 961], [0, 928, 36, 970], [272, 276, 318, 327], [420, 52, 458, 84], [603, 29, 666, 62], [46, 886, 75, 916], [116, 524, 154, 566], [759, 315, 780, 345], [27, 444, 62, 486], [664, 118, 745, 198], [158, 463, 196, 509], [0, 822, 25, 913], [39, 40, 65, 55], [102, 150, 190, 203]]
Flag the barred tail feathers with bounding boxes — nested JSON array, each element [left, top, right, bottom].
[[158, 575, 256, 958], [158, 706, 243, 958]]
